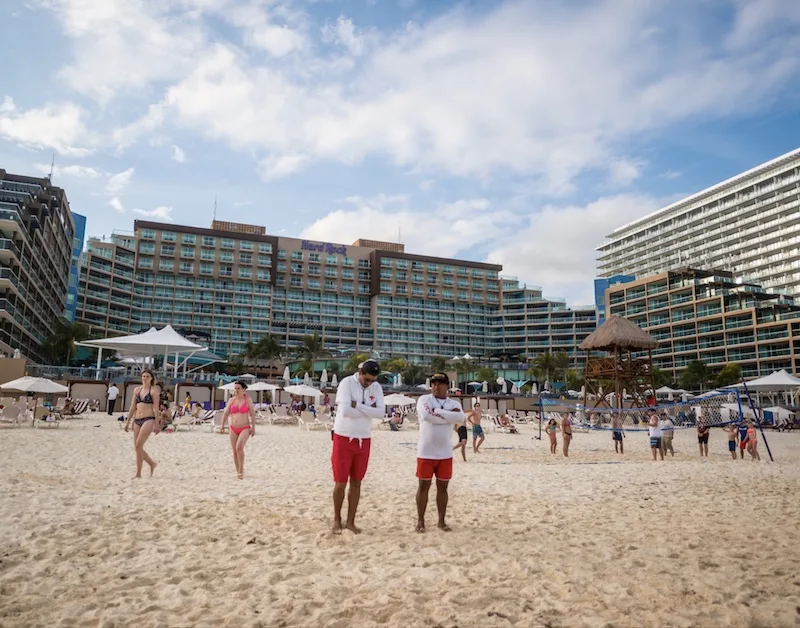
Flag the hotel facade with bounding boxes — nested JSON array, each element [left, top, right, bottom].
[[604, 268, 800, 379], [76, 219, 595, 365], [0, 170, 75, 362], [597, 148, 800, 298]]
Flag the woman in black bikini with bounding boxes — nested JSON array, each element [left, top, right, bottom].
[[124, 369, 161, 478]]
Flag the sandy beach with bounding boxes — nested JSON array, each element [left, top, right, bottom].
[[1, 416, 798, 628]]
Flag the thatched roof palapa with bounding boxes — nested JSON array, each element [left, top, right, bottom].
[[579, 315, 657, 351]]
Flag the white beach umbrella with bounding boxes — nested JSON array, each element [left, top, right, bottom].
[[425, 378, 431, 389], [482, 381, 488, 393], [282, 366, 290, 383], [416, 383, 431, 390], [304, 372, 311, 385], [532, 382, 539, 395], [320, 369, 328, 386], [511, 384, 519, 394], [384, 393, 416, 406], [397, 373, 403, 386], [331, 373, 338, 387], [462, 353, 473, 360], [283, 384, 323, 398], [247, 381, 280, 392], [1, 376, 69, 394]]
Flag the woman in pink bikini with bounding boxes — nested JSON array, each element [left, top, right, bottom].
[[221, 380, 256, 479]]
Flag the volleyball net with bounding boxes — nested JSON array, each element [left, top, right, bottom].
[[540, 390, 745, 432]]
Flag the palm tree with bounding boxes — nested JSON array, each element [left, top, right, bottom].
[[244, 334, 283, 360], [429, 356, 448, 373], [552, 351, 571, 381], [41, 319, 90, 365], [402, 363, 426, 385], [475, 366, 496, 384], [454, 359, 475, 391], [345, 352, 370, 375], [530, 353, 556, 381], [299, 332, 326, 375], [385, 357, 408, 373]]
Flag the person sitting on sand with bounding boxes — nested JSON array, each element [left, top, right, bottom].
[[124, 369, 161, 478], [220, 380, 256, 479], [546, 418, 558, 454], [468, 403, 485, 453]]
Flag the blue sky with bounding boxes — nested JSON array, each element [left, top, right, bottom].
[[2, 0, 800, 305]]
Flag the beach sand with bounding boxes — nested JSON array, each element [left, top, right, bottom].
[[1, 416, 799, 627]]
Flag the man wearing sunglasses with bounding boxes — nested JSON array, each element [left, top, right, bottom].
[[331, 359, 384, 534]]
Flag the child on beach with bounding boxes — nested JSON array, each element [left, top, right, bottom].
[[726, 424, 738, 460], [546, 418, 558, 454]]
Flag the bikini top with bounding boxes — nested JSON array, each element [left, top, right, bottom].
[[230, 399, 248, 414], [136, 389, 154, 404]]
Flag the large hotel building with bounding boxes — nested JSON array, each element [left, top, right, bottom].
[[76, 220, 594, 365], [0, 170, 76, 362], [597, 148, 800, 298]]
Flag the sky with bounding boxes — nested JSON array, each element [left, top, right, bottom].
[[2, 0, 800, 306]]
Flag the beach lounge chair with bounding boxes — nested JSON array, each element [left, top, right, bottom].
[[0, 404, 23, 428], [210, 411, 227, 433], [270, 406, 297, 426], [71, 399, 90, 416]]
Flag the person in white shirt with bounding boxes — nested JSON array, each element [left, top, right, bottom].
[[415, 373, 465, 533], [648, 410, 664, 461], [331, 359, 384, 535], [107, 383, 120, 415], [659, 413, 675, 457]]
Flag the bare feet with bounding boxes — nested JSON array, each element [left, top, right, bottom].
[[332, 520, 343, 535], [438, 522, 452, 532], [237, 472, 244, 480], [133, 474, 142, 479], [416, 521, 426, 533], [149, 462, 157, 477], [345, 522, 362, 534]]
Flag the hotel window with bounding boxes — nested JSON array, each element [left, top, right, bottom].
[[396, 285, 407, 295], [342, 282, 354, 293], [427, 264, 438, 272], [159, 260, 174, 271], [160, 245, 175, 256], [221, 239, 235, 249], [181, 234, 196, 244], [200, 263, 214, 275], [239, 268, 252, 278], [342, 269, 353, 279], [458, 291, 468, 300], [257, 270, 270, 281], [258, 243, 272, 253], [220, 251, 234, 263], [161, 231, 177, 242], [326, 268, 338, 278], [140, 229, 156, 240], [239, 241, 253, 251], [138, 257, 153, 269], [325, 255, 338, 265], [308, 279, 320, 289], [380, 258, 393, 267], [139, 243, 155, 255], [179, 262, 194, 273], [291, 251, 304, 261], [220, 265, 233, 277], [358, 259, 370, 268], [381, 283, 392, 293], [257, 255, 271, 267], [396, 271, 407, 281], [443, 290, 453, 299], [359, 284, 370, 294], [180, 246, 195, 258], [380, 270, 392, 280], [342, 257, 354, 267], [239, 253, 252, 264], [309, 253, 320, 262], [412, 287, 423, 296], [472, 269, 484, 278], [200, 249, 215, 261], [277, 262, 286, 272], [202, 236, 216, 247], [428, 288, 437, 297], [442, 265, 454, 274]]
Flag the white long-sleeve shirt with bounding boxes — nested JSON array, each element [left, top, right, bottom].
[[416, 394, 465, 460], [333, 374, 385, 439]]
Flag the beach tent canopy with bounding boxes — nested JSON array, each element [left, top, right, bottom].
[[79, 325, 206, 356], [579, 316, 657, 351], [283, 384, 323, 398], [728, 370, 800, 391], [219, 381, 280, 392], [384, 393, 417, 406], [1, 376, 69, 394], [655, 386, 687, 394]]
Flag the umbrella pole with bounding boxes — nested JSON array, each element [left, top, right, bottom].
[[96, 348, 102, 381], [741, 379, 775, 462]]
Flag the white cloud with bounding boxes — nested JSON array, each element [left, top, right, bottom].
[[227, 3, 306, 57], [659, 170, 681, 180], [133, 206, 174, 221], [486, 195, 664, 304], [109, 197, 126, 213], [33, 163, 101, 178], [106, 167, 134, 194], [0, 96, 91, 156], [607, 158, 644, 188], [171, 144, 186, 163], [301, 195, 508, 259], [97, 0, 800, 190]]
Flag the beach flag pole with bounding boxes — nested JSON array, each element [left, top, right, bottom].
[[740, 379, 775, 462], [535, 397, 544, 440]]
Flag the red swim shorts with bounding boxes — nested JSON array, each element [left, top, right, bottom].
[[331, 434, 371, 483], [416, 457, 453, 481]]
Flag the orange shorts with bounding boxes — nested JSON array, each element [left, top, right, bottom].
[[416, 457, 453, 481]]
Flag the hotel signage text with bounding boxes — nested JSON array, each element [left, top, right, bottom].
[[301, 240, 347, 255]]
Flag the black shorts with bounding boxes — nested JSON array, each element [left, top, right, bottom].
[[698, 434, 709, 444], [457, 426, 468, 442]]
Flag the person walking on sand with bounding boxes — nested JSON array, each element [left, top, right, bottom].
[[746, 421, 760, 461], [220, 380, 256, 479], [452, 410, 468, 462], [659, 413, 675, 457], [106, 383, 119, 416], [648, 410, 664, 461], [726, 423, 738, 460], [468, 403, 485, 453], [331, 359, 384, 535], [546, 417, 558, 454], [124, 369, 161, 478], [612, 413, 624, 454], [697, 418, 710, 457], [561, 413, 573, 457], [416, 373, 465, 533], [738, 421, 749, 459]]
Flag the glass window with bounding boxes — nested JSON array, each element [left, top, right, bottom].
[[141, 229, 156, 240], [202, 236, 216, 247], [257, 270, 270, 281], [291, 251, 304, 261], [220, 252, 234, 262], [239, 241, 253, 251], [309, 253, 320, 262], [258, 255, 271, 267], [181, 234, 196, 244], [325, 255, 338, 265], [200, 263, 214, 275], [380, 258, 393, 267], [239, 268, 252, 278], [160, 245, 175, 256], [180, 246, 195, 258], [239, 253, 252, 264], [427, 263, 438, 272], [258, 243, 272, 253], [159, 260, 174, 271], [201, 250, 215, 261], [221, 239, 235, 249]]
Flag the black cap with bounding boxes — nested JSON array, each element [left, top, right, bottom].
[[430, 372, 449, 384], [360, 360, 380, 376]]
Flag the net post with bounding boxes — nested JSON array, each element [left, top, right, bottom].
[[741, 380, 775, 462], [537, 397, 544, 440]]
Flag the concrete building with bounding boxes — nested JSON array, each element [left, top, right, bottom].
[[77, 219, 599, 365], [65, 212, 86, 321], [597, 148, 800, 298], [0, 170, 75, 361], [604, 267, 800, 379]]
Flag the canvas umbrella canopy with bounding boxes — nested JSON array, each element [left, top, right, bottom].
[[320, 369, 328, 386], [1, 377, 69, 394], [283, 384, 323, 398], [247, 382, 280, 392], [303, 372, 311, 385], [727, 369, 800, 391], [282, 366, 291, 383], [384, 393, 417, 406], [80, 325, 206, 356], [331, 374, 338, 387]]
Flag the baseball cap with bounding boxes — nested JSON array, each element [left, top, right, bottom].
[[430, 372, 450, 384], [359, 360, 381, 376]]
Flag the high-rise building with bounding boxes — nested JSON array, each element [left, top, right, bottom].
[[65, 212, 86, 321], [604, 267, 800, 379], [493, 277, 596, 365], [0, 169, 75, 361], [597, 148, 800, 297], [77, 219, 599, 364], [594, 274, 636, 324]]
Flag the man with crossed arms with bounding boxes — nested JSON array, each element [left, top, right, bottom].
[[415, 372, 465, 533]]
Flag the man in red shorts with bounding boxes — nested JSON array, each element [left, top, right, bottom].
[[331, 359, 384, 534], [415, 373, 465, 533]]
